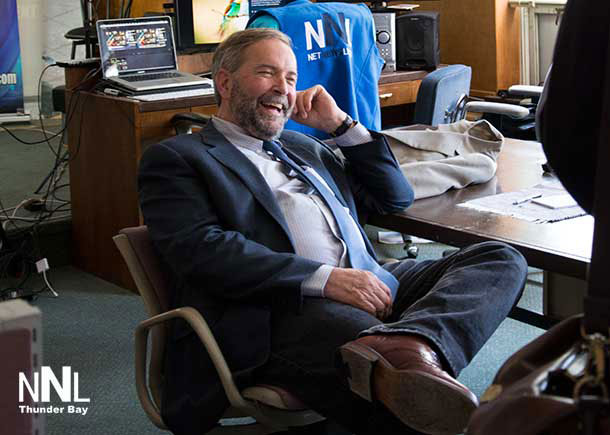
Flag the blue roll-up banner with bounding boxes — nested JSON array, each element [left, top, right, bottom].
[[0, 0, 25, 115]]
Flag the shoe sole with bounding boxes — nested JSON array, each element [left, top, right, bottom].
[[339, 342, 478, 435]]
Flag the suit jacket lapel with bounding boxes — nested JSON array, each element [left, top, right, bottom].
[[200, 122, 296, 248]]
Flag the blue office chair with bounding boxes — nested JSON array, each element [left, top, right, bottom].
[[404, 65, 537, 260], [413, 64, 472, 126], [395, 64, 529, 257], [381, 65, 473, 259]]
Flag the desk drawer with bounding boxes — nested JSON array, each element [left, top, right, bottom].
[[379, 80, 421, 107]]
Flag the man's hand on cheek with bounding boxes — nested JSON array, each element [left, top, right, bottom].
[[291, 85, 347, 134]]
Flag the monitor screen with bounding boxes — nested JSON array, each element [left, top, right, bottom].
[[97, 17, 176, 77], [175, 0, 286, 52], [194, 0, 250, 44], [175, 0, 250, 51]]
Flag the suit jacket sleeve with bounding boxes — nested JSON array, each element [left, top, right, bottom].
[[339, 131, 414, 216], [138, 141, 323, 310]]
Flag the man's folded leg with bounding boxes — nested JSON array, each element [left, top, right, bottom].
[[258, 242, 526, 434], [338, 241, 527, 434]]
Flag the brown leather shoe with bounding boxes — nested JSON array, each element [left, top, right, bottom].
[[337, 335, 479, 435]]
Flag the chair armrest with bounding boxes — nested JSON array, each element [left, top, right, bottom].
[[507, 85, 543, 98], [464, 101, 531, 120], [135, 307, 253, 427], [171, 112, 211, 135]]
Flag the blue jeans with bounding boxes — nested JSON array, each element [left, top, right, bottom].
[[254, 241, 527, 434]]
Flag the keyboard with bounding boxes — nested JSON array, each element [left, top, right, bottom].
[[123, 72, 181, 82], [130, 87, 215, 101]]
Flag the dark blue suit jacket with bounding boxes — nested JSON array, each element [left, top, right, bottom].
[[137, 121, 413, 434]]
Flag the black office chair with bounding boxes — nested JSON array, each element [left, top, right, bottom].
[[65, 27, 97, 60], [65, 0, 133, 59], [64, 0, 99, 59], [172, 112, 211, 135], [466, 85, 543, 140]]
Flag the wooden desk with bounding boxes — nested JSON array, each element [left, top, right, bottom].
[[371, 139, 593, 280], [66, 68, 430, 290], [370, 138, 594, 327]]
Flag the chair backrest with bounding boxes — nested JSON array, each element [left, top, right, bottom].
[[114, 226, 170, 315], [414, 64, 472, 126], [112, 226, 168, 412]]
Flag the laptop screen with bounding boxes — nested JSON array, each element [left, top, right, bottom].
[[97, 17, 177, 78]]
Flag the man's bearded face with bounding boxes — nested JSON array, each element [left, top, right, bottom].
[[229, 79, 294, 140]]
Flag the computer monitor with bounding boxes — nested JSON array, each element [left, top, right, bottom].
[[174, 0, 286, 52]]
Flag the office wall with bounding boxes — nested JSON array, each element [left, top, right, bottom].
[[417, 0, 521, 97], [537, 14, 558, 84], [16, 0, 46, 117], [97, 0, 166, 19], [43, 0, 82, 87]]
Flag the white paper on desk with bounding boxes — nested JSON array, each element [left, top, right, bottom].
[[457, 186, 587, 223], [531, 194, 578, 209]]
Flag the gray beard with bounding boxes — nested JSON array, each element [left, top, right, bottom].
[[230, 83, 291, 140]]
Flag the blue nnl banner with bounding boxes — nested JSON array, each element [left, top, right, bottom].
[[0, 0, 25, 114]]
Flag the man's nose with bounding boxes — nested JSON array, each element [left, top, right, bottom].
[[273, 76, 289, 94]]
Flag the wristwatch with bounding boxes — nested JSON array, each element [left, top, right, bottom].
[[330, 114, 356, 137]]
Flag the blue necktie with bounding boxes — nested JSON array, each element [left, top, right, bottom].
[[263, 140, 399, 300]]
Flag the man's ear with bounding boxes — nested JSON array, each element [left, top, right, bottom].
[[215, 68, 233, 101]]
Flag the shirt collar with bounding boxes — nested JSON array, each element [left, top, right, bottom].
[[211, 116, 265, 153]]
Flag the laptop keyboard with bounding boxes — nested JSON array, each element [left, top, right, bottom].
[[123, 72, 181, 82], [130, 87, 215, 101]]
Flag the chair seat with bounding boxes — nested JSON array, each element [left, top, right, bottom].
[[242, 384, 309, 410], [64, 27, 98, 41]]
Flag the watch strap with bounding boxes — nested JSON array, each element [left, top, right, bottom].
[[330, 114, 355, 137]]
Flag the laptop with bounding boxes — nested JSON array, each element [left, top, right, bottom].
[[96, 16, 210, 92]]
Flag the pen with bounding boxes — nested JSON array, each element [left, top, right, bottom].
[[512, 193, 543, 205]]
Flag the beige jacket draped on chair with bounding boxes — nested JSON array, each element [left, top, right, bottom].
[[383, 119, 504, 200]]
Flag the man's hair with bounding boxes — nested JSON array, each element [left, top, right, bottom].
[[211, 28, 293, 105]]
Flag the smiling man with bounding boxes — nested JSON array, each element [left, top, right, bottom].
[[216, 36, 298, 139], [138, 28, 528, 435]]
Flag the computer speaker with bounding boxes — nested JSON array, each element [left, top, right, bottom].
[[396, 12, 440, 71]]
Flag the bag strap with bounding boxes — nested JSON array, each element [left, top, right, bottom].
[[584, 24, 610, 334]]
